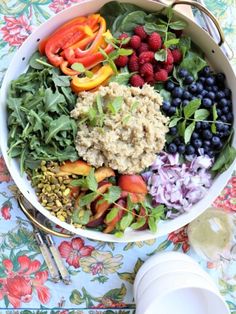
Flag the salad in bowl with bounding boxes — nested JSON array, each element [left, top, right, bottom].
[[2, 1, 236, 240]]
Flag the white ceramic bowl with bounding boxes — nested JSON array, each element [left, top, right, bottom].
[[135, 260, 218, 300], [136, 281, 230, 314], [0, 0, 235, 242]]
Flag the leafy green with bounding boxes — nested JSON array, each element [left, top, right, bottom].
[[72, 208, 91, 225], [211, 104, 218, 134], [107, 96, 123, 115], [106, 207, 120, 223], [130, 218, 146, 230], [79, 192, 97, 207], [194, 109, 210, 121], [144, 23, 166, 35], [184, 122, 195, 144], [178, 36, 191, 58], [169, 20, 187, 30], [7, 53, 78, 173], [212, 144, 236, 174], [179, 51, 207, 79], [86, 169, 98, 192], [164, 38, 180, 48], [103, 186, 122, 204], [183, 99, 201, 119], [120, 212, 134, 230], [155, 49, 167, 62]]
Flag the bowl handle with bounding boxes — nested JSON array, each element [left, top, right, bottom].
[[171, 0, 225, 46]]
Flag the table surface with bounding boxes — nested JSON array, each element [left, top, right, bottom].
[[0, 0, 236, 313]]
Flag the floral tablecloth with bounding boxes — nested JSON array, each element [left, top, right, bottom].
[[0, 0, 236, 313]]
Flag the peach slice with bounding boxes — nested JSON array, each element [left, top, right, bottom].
[[120, 191, 146, 204], [94, 167, 115, 183], [118, 175, 148, 194], [60, 160, 91, 176]]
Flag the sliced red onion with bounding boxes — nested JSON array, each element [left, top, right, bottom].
[[142, 152, 213, 217]]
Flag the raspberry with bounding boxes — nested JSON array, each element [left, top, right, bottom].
[[137, 43, 149, 55], [128, 53, 139, 72], [154, 69, 168, 82], [115, 55, 128, 67], [148, 32, 162, 51], [171, 48, 182, 63], [163, 49, 174, 65], [145, 75, 155, 85], [130, 74, 145, 87], [118, 33, 130, 47], [139, 51, 154, 65], [134, 25, 147, 40], [140, 63, 154, 77], [130, 35, 141, 50], [162, 63, 174, 74]]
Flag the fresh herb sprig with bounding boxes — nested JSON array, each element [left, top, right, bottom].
[[71, 169, 165, 235], [169, 99, 231, 144]]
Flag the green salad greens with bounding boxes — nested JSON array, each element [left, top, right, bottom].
[[7, 52, 78, 174]]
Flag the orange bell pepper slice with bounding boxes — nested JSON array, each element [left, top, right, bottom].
[[74, 16, 106, 58], [71, 64, 114, 93], [60, 61, 79, 76]]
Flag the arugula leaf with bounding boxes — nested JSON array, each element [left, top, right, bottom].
[[194, 109, 210, 121], [44, 88, 65, 112], [184, 122, 195, 144], [184, 99, 201, 119], [45, 115, 75, 143], [103, 186, 122, 204], [52, 74, 70, 87]]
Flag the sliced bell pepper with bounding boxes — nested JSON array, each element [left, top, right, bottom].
[[60, 61, 79, 76], [67, 43, 114, 67], [71, 64, 114, 93], [74, 16, 106, 58]]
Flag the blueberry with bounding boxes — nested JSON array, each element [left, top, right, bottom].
[[171, 98, 182, 107], [227, 100, 232, 108], [220, 115, 227, 123], [205, 86, 213, 91], [219, 98, 228, 107], [226, 112, 233, 122], [168, 106, 176, 115], [216, 122, 224, 131], [207, 91, 215, 100], [162, 101, 171, 112], [202, 98, 212, 108], [170, 127, 178, 135], [205, 76, 215, 86], [201, 90, 208, 97], [167, 143, 177, 154], [216, 109, 222, 116], [184, 75, 194, 85], [186, 145, 195, 155], [197, 94, 203, 99], [188, 83, 198, 94], [174, 137, 182, 145], [218, 132, 225, 139], [196, 82, 203, 93], [222, 124, 229, 132], [203, 140, 211, 147], [216, 72, 225, 83], [178, 144, 186, 154], [182, 90, 191, 100], [212, 85, 218, 92], [201, 122, 209, 129], [172, 87, 184, 98], [192, 132, 199, 140], [216, 91, 225, 100], [222, 106, 230, 114], [178, 68, 189, 78], [200, 66, 211, 77], [207, 151, 215, 158], [223, 88, 231, 99], [193, 139, 202, 148], [198, 77, 206, 84], [202, 129, 212, 140], [212, 136, 221, 147], [182, 100, 189, 106], [165, 81, 175, 91], [195, 121, 202, 130]]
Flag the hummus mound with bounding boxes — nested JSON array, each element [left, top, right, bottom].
[[71, 82, 169, 174]]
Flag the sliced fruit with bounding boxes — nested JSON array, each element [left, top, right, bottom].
[[69, 186, 80, 198], [94, 167, 115, 183], [60, 160, 91, 176], [103, 199, 126, 233], [93, 197, 111, 219], [121, 191, 146, 203], [118, 175, 148, 194]]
